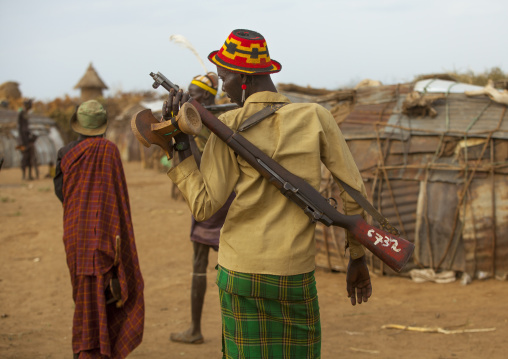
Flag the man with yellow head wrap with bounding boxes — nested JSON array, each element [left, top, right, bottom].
[[170, 72, 235, 345]]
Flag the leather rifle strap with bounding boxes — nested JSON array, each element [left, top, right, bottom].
[[238, 102, 399, 236], [337, 179, 400, 236], [238, 103, 288, 132]]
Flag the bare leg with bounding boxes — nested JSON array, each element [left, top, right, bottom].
[[170, 241, 209, 344], [28, 146, 36, 180], [21, 151, 29, 180], [32, 156, 39, 180], [27, 163, 34, 180], [190, 242, 209, 337]]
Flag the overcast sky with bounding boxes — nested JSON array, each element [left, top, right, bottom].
[[1, 0, 506, 101]]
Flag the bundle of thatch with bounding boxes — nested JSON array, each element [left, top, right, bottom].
[[465, 80, 508, 105], [0, 81, 22, 103], [402, 91, 445, 118], [278, 82, 357, 126], [354, 79, 382, 89], [277, 83, 334, 96]]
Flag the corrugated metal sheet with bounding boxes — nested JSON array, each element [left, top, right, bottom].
[[339, 84, 412, 140], [386, 94, 508, 140], [341, 102, 398, 140], [355, 84, 410, 105], [361, 178, 420, 273], [312, 81, 508, 278], [373, 179, 419, 243], [414, 181, 464, 272], [461, 175, 508, 278]]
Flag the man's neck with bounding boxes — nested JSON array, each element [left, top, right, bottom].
[[249, 76, 277, 95]]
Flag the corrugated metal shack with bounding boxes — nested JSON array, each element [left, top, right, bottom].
[[0, 108, 64, 169], [280, 79, 508, 280], [106, 100, 168, 170]]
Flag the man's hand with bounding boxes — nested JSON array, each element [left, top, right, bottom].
[[161, 89, 193, 162], [162, 88, 190, 121], [346, 255, 372, 306]]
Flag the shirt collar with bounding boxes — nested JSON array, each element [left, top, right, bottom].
[[244, 91, 291, 105]]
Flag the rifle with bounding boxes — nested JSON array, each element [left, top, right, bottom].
[[203, 103, 239, 112], [150, 71, 180, 92], [133, 72, 415, 273]]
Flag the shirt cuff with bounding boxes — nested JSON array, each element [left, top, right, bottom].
[[167, 156, 198, 184], [346, 232, 366, 259]]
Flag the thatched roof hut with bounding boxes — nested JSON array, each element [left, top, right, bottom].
[[74, 63, 108, 101], [280, 78, 508, 281]]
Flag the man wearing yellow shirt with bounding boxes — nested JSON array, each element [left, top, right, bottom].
[[165, 29, 372, 358]]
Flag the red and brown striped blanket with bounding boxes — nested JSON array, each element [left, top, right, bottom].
[[61, 137, 144, 358]]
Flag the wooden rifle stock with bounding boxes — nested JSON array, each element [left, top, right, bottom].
[[188, 98, 414, 272]]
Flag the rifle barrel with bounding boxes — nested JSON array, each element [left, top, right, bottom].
[[203, 103, 239, 112]]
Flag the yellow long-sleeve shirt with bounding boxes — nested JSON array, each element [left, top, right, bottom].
[[168, 91, 366, 275]]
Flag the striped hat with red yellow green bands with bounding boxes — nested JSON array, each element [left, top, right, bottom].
[[208, 29, 281, 75]]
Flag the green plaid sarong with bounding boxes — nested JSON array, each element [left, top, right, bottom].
[[216, 265, 321, 359]]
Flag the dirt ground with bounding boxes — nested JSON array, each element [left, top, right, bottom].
[[1, 161, 507, 359]]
